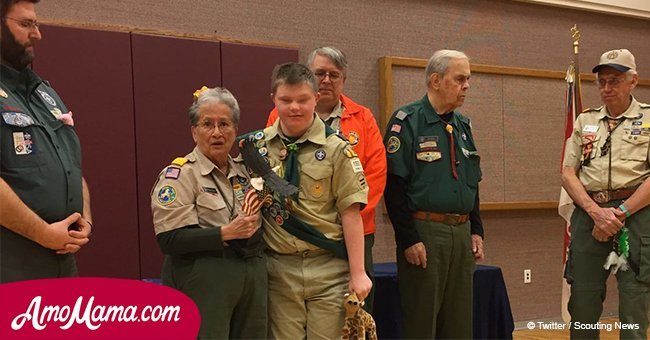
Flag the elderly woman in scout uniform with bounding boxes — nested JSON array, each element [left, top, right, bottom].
[[150, 87, 266, 339]]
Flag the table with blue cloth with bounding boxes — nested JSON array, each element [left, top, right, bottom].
[[373, 262, 514, 339]]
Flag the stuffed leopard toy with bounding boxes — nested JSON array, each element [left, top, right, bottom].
[[342, 293, 377, 340]]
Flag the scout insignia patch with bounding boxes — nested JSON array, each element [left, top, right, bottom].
[[418, 136, 438, 150], [347, 131, 360, 146], [279, 148, 288, 160], [343, 145, 357, 158], [416, 151, 442, 162], [258, 147, 268, 156], [0, 88, 7, 98], [395, 110, 407, 121], [386, 136, 400, 154], [165, 167, 181, 179], [357, 174, 368, 189], [157, 185, 177, 205], [254, 131, 264, 140], [50, 108, 63, 118], [37, 90, 56, 106], [391, 124, 401, 134], [275, 215, 284, 226], [350, 158, 364, 173], [311, 182, 324, 198], [13, 131, 33, 155], [315, 149, 326, 161], [2, 111, 34, 127]]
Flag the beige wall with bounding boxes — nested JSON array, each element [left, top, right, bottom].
[[37, 0, 650, 322]]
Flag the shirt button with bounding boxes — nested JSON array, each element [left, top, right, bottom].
[[69, 198, 73, 202], [67, 171, 71, 175]]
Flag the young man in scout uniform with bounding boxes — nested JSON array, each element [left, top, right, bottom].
[[266, 47, 386, 312], [562, 49, 650, 339], [247, 62, 371, 339], [151, 87, 266, 339], [0, 0, 92, 283], [383, 49, 484, 339]]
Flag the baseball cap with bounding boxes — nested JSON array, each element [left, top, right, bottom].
[[592, 49, 636, 73]]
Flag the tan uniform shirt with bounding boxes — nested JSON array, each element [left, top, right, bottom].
[[151, 147, 254, 235], [261, 117, 368, 254], [318, 100, 343, 131], [563, 97, 650, 191]]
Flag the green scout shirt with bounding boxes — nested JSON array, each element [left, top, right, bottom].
[[563, 97, 650, 191], [151, 147, 261, 239], [384, 95, 481, 214], [258, 116, 368, 254], [0, 64, 83, 280]]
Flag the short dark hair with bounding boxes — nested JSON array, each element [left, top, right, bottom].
[[1, 0, 40, 20], [271, 63, 318, 95]]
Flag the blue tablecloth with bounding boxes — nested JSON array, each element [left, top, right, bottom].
[[373, 263, 514, 339]]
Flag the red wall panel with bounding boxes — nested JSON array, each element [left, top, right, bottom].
[[33, 25, 139, 278], [220, 42, 298, 135], [131, 34, 222, 278]]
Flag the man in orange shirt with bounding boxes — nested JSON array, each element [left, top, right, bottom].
[[266, 46, 386, 312]]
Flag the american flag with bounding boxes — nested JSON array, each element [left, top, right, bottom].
[[559, 60, 582, 324], [242, 188, 273, 216]]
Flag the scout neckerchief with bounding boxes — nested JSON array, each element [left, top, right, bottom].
[[440, 111, 459, 180], [269, 124, 348, 259]]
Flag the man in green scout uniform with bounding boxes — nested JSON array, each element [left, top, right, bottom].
[[151, 87, 266, 339], [0, 0, 93, 283], [249, 63, 370, 339], [384, 49, 484, 339], [562, 49, 650, 339]]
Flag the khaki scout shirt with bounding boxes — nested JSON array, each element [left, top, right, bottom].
[[563, 97, 650, 191], [151, 147, 255, 235], [261, 116, 368, 254], [318, 100, 343, 131]]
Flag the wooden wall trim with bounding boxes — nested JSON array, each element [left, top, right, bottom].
[[480, 201, 559, 211], [378, 55, 650, 130]]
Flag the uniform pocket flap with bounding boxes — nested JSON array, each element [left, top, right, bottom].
[[641, 236, 650, 246], [622, 135, 650, 145], [301, 164, 333, 181], [196, 192, 226, 211]]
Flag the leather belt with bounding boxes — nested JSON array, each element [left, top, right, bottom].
[[588, 187, 637, 204], [412, 211, 469, 226]]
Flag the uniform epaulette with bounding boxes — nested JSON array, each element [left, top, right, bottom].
[[581, 106, 602, 113], [394, 110, 411, 121], [171, 157, 188, 167]]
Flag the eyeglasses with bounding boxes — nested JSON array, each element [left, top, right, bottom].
[[596, 77, 626, 89], [196, 119, 234, 133], [313, 70, 343, 82], [4, 17, 39, 30]]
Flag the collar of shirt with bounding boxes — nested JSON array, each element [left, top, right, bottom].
[[264, 113, 328, 146], [599, 96, 644, 121], [0, 64, 43, 100], [420, 94, 459, 127], [190, 146, 247, 179]]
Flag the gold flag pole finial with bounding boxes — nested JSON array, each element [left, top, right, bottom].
[[571, 24, 580, 55]]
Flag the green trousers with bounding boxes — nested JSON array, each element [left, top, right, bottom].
[[566, 203, 650, 339], [397, 220, 474, 339], [162, 248, 267, 339]]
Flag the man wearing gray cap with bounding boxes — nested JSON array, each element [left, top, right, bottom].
[[562, 48, 650, 339]]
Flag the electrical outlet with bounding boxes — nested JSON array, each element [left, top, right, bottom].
[[524, 269, 532, 284]]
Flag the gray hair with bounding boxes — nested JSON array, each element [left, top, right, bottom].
[[626, 69, 638, 79], [271, 63, 318, 95], [188, 87, 240, 126], [307, 46, 348, 75], [425, 50, 469, 87]]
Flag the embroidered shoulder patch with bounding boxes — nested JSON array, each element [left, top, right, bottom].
[[157, 185, 177, 205], [386, 136, 401, 154], [165, 166, 181, 179]]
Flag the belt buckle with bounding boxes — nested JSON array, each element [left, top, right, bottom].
[[443, 214, 460, 225], [593, 191, 610, 204]]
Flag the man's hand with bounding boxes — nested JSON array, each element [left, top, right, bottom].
[[36, 213, 90, 253], [404, 242, 427, 268], [592, 226, 612, 242], [348, 271, 373, 301], [58, 217, 93, 254], [472, 234, 484, 261], [221, 213, 260, 241], [588, 206, 624, 238]]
